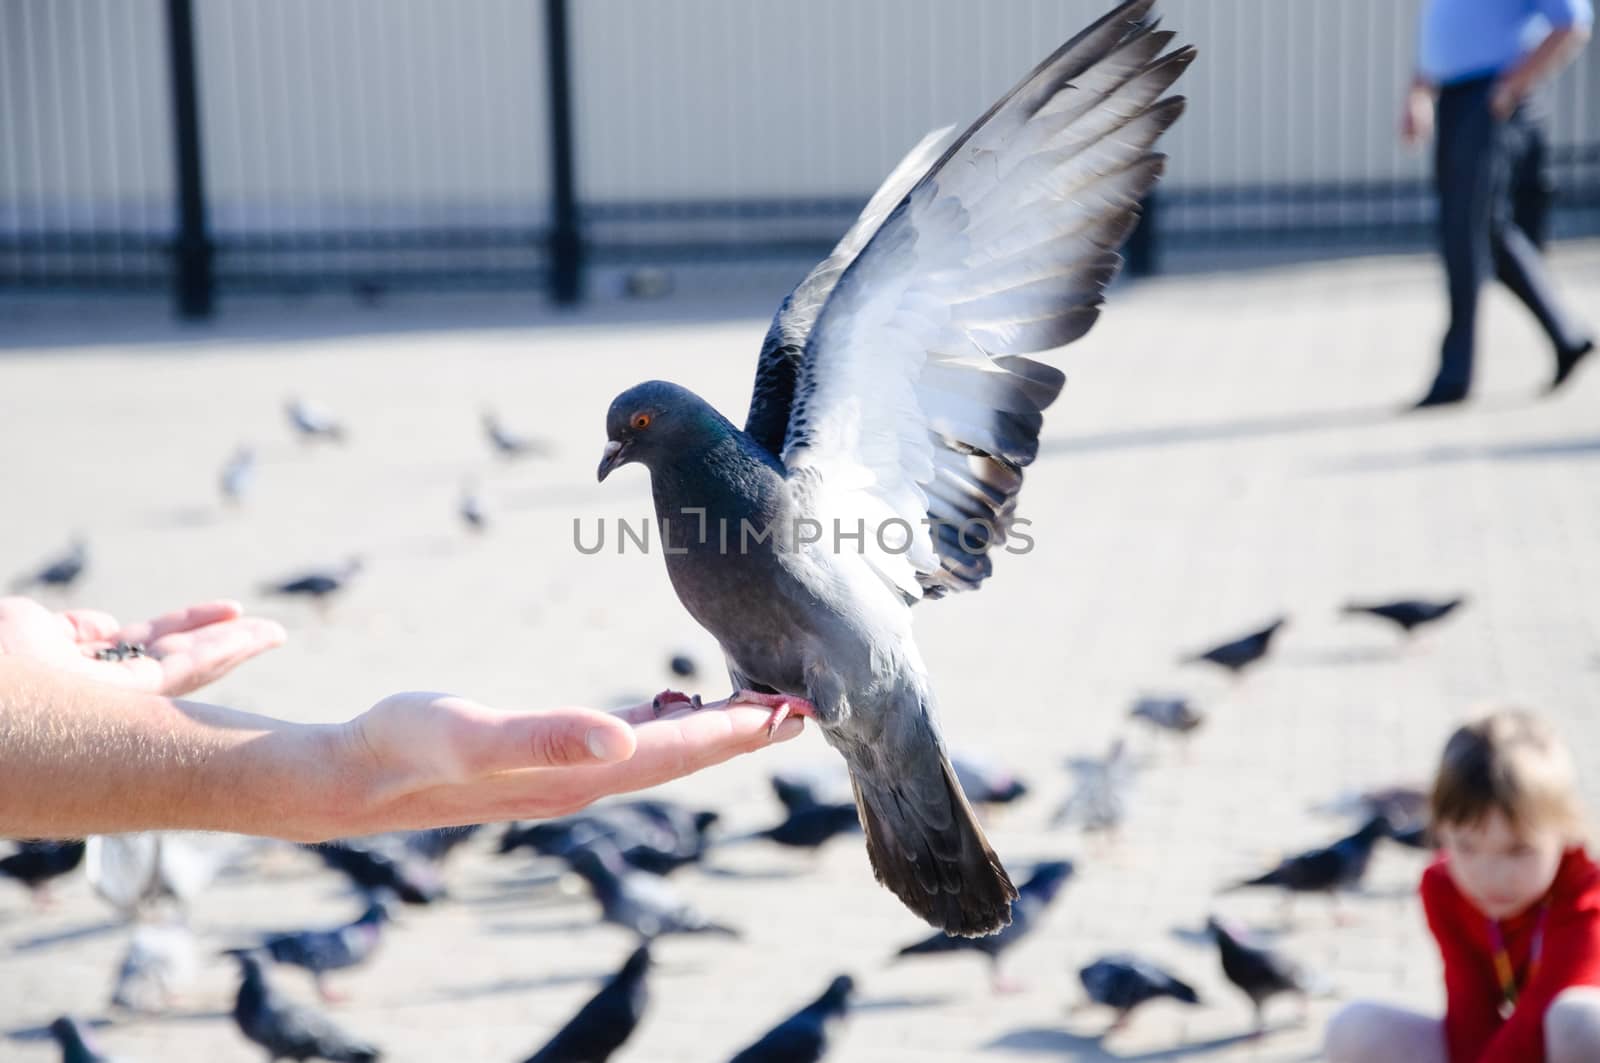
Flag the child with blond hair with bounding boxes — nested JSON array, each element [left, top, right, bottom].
[[1326, 710, 1600, 1062]]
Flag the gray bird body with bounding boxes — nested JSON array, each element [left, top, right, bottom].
[[231, 952, 380, 1062], [727, 975, 854, 1063], [599, 0, 1192, 937]]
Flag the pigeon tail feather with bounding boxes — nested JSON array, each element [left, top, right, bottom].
[[843, 699, 1017, 937]]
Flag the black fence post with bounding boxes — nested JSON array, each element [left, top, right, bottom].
[[165, 0, 213, 318], [544, 0, 582, 304]]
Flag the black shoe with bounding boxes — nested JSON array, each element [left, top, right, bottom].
[[1411, 381, 1470, 410], [1550, 337, 1594, 393]]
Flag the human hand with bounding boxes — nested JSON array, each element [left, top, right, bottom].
[[326, 692, 807, 836], [1400, 85, 1434, 145], [1489, 76, 1523, 120], [0, 596, 285, 697]]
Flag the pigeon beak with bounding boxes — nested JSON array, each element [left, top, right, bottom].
[[597, 439, 626, 482]]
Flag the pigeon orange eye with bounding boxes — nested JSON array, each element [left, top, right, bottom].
[[631, 413, 652, 430]]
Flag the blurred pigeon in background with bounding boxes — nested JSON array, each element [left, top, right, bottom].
[[1183, 616, 1287, 677], [893, 860, 1075, 992], [110, 920, 198, 1013], [597, 0, 1193, 934], [1078, 954, 1201, 1032], [727, 974, 854, 1063], [1052, 738, 1132, 836], [258, 896, 392, 1003], [1130, 696, 1204, 744], [458, 482, 488, 534], [47, 1016, 118, 1063], [1207, 917, 1311, 1034], [483, 409, 548, 459], [952, 754, 1030, 812], [220, 445, 256, 507], [10, 538, 87, 594], [1, 840, 86, 906], [286, 398, 347, 443], [520, 945, 650, 1063], [1341, 596, 1465, 638], [1225, 815, 1392, 915], [308, 841, 445, 906], [262, 557, 363, 612], [754, 802, 863, 853], [560, 835, 740, 939], [87, 832, 239, 920], [230, 950, 381, 1062]]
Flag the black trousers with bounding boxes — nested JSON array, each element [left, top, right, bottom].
[[1432, 77, 1586, 390]]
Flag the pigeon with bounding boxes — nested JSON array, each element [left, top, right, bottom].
[[221, 446, 257, 506], [595, 0, 1192, 936], [1341, 596, 1465, 637], [769, 768, 854, 815], [1052, 737, 1131, 835], [259, 898, 391, 1002], [11, 538, 88, 593], [727, 974, 854, 1063], [1206, 917, 1310, 1033], [560, 834, 740, 939], [520, 945, 650, 1063], [262, 558, 363, 610], [952, 754, 1029, 809], [308, 842, 444, 905], [110, 920, 198, 1013], [459, 483, 488, 533], [86, 832, 239, 920], [399, 825, 482, 865], [286, 398, 347, 443], [47, 1016, 117, 1063], [1183, 617, 1287, 677], [1078, 954, 1200, 1032], [1226, 814, 1392, 900], [757, 802, 863, 851], [1, 839, 86, 903], [1129, 696, 1204, 739], [669, 653, 698, 678], [502, 803, 717, 876], [230, 950, 381, 1062], [893, 860, 1075, 991], [484, 410, 547, 459]]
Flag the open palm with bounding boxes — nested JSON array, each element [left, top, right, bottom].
[[0, 596, 285, 697]]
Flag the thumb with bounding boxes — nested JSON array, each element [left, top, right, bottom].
[[446, 700, 639, 775]]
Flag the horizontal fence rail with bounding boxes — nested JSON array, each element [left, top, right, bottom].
[[1, 0, 1596, 314]]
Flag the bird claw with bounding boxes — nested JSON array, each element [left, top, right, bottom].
[[727, 690, 819, 737], [651, 690, 703, 716]]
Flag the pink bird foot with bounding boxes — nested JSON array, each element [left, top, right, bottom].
[[728, 690, 819, 737]]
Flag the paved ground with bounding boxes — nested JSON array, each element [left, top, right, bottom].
[[2, 241, 1598, 1062]]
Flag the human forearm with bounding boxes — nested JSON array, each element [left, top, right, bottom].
[[0, 655, 350, 841], [1501, 26, 1590, 97]]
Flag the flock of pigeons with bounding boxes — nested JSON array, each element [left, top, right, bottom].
[[7, 399, 547, 610], [2, 591, 1467, 1061]]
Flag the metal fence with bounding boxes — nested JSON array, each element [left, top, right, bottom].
[[2, 0, 1597, 316]]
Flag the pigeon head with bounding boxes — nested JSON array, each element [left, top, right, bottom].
[[823, 974, 855, 1002], [1359, 813, 1395, 841], [47, 1016, 90, 1046], [693, 810, 721, 836], [226, 948, 268, 982], [598, 380, 728, 482]]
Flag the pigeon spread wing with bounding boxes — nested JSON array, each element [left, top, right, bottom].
[[753, 0, 1191, 602]]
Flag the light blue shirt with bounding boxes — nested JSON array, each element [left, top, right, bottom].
[[1419, 0, 1593, 85]]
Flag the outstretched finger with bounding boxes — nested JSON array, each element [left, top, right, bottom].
[[60, 608, 121, 644], [118, 600, 245, 645], [487, 703, 804, 809]]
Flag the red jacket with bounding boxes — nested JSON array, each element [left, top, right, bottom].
[[1422, 847, 1600, 1062]]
